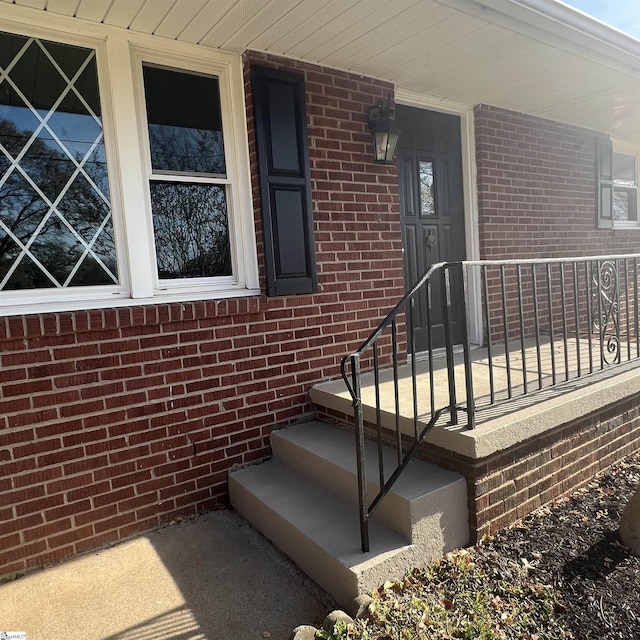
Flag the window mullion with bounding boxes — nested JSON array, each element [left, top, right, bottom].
[[148, 173, 230, 185], [105, 34, 155, 299]]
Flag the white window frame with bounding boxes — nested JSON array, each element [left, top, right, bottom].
[[0, 9, 258, 316], [612, 141, 640, 230], [130, 46, 257, 299]]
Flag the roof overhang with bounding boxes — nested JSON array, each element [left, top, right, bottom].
[[3, 0, 640, 143]]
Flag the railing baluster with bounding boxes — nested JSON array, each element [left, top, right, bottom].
[[560, 263, 569, 381], [500, 264, 512, 399], [426, 282, 435, 420], [482, 264, 495, 405], [573, 262, 581, 378], [442, 265, 458, 425], [391, 319, 401, 466], [350, 354, 369, 553], [461, 264, 475, 428], [408, 300, 419, 440], [532, 264, 543, 390], [546, 262, 556, 385], [625, 259, 631, 362], [587, 261, 594, 374], [517, 264, 527, 395], [373, 343, 384, 490]]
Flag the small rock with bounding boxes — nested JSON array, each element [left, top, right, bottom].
[[620, 485, 640, 555], [262, 632, 272, 638], [291, 624, 317, 640], [353, 594, 373, 620], [322, 610, 355, 632]]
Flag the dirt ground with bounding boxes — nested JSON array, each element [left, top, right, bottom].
[[476, 452, 640, 639], [354, 452, 640, 639]]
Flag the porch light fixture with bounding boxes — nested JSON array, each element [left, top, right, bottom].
[[368, 99, 401, 164]]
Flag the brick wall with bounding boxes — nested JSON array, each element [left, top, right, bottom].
[[0, 55, 404, 578], [475, 104, 640, 259], [475, 105, 640, 342], [470, 398, 640, 539]]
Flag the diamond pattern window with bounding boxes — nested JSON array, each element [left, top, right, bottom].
[[0, 32, 117, 290]]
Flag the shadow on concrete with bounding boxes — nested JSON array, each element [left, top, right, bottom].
[[0, 509, 332, 640], [103, 606, 204, 640], [139, 509, 332, 640]]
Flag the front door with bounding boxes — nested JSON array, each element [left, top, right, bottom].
[[397, 106, 466, 352]]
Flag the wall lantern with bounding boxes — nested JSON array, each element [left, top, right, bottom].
[[368, 99, 401, 164]]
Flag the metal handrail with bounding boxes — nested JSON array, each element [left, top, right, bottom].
[[341, 253, 640, 552]]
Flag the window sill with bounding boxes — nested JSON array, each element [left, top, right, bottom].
[[0, 287, 262, 318], [613, 225, 640, 236]]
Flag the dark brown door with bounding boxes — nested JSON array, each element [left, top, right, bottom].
[[397, 106, 466, 352]]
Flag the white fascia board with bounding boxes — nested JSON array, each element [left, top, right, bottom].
[[435, 0, 640, 80]]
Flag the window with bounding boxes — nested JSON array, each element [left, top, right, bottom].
[[0, 32, 118, 291], [418, 160, 436, 217], [142, 65, 232, 281], [0, 23, 258, 315], [597, 140, 640, 230], [613, 152, 637, 224]]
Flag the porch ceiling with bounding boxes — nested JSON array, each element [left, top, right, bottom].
[[5, 0, 640, 143]]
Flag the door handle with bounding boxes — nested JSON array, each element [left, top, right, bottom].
[[426, 234, 436, 249]]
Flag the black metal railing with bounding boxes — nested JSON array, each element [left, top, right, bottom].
[[341, 254, 640, 552]]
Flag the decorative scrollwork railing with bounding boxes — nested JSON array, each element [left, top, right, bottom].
[[591, 259, 621, 365]]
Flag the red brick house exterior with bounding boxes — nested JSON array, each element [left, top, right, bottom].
[[2, 0, 640, 579], [1, 51, 405, 577]]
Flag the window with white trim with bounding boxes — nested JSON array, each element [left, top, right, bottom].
[[142, 64, 232, 281], [0, 31, 117, 291], [0, 24, 258, 315], [613, 150, 638, 225]]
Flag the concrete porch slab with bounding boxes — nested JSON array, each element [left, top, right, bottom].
[[312, 342, 640, 460]]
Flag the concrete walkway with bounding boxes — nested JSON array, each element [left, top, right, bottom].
[[0, 510, 332, 640]]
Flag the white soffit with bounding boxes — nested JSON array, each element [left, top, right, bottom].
[[3, 0, 640, 142]]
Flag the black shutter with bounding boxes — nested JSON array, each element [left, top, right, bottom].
[[596, 136, 613, 229], [252, 65, 317, 296]]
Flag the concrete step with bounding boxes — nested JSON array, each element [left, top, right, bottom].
[[229, 421, 469, 609], [271, 421, 469, 545], [229, 460, 413, 608]]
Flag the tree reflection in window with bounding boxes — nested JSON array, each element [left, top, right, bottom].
[[419, 160, 435, 217], [148, 124, 224, 175], [143, 64, 231, 280], [151, 182, 231, 278], [0, 33, 117, 291]]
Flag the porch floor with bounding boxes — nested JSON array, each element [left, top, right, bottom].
[[311, 337, 640, 460]]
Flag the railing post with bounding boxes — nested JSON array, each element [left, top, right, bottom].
[[460, 263, 475, 429], [442, 264, 458, 425], [350, 354, 369, 553]]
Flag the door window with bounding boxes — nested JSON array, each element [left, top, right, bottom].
[[418, 159, 435, 217]]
